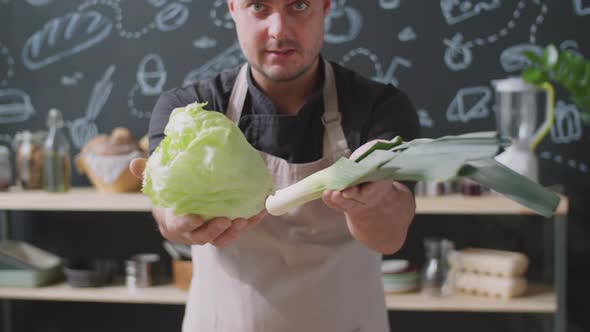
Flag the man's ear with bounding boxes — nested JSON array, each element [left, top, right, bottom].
[[323, 0, 331, 17], [227, 0, 236, 19]]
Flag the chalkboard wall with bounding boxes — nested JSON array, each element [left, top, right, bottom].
[[2, 1, 590, 331], [1, 0, 589, 188]]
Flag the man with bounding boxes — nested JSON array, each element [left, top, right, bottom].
[[130, 0, 419, 330]]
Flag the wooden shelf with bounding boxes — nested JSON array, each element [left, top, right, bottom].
[[0, 187, 151, 212], [0, 187, 568, 215], [0, 282, 554, 312], [386, 283, 555, 313], [0, 282, 187, 305], [416, 194, 568, 216]]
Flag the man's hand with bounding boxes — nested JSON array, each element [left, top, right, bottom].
[[320, 140, 415, 255], [129, 158, 267, 247]]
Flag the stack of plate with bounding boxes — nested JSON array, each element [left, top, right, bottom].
[[381, 259, 419, 293]]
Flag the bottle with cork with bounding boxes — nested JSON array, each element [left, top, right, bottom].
[[42, 108, 71, 192]]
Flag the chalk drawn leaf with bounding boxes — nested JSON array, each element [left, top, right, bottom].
[[22, 11, 113, 70]]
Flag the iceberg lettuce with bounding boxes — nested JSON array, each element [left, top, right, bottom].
[[143, 102, 274, 220]]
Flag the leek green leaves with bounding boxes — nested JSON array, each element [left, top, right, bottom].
[[265, 132, 560, 217]]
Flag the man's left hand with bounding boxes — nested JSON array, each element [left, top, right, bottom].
[[320, 139, 416, 254]]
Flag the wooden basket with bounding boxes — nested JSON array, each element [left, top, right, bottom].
[[75, 156, 141, 193]]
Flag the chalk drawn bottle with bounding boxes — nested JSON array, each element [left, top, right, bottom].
[[42, 108, 71, 192]]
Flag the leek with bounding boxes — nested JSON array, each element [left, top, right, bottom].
[[265, 132, 560, 217]]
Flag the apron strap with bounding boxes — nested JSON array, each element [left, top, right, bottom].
[[226, 60, 351, 160], [321, 60, 351, 159], [226, 64, 249, 123]]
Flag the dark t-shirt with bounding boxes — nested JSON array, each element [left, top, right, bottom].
[[148, 59, 420, 163]]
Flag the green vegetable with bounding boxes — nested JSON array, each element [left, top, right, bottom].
[[522, 44, 590, 122], [265, 132, 560, 217], [143, 102, 274, 220]]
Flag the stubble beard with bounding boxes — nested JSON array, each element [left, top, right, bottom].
[[251, 60, 314, 83]]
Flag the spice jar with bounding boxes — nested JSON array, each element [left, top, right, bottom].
[[15, 131, 43, 189], [0, 146, 12, 190]]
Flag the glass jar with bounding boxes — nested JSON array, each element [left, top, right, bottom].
[[15, 131, 44, 189], [0, 145, 11, 191], [421, 237, 455, 297]]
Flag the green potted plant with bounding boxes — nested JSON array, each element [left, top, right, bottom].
[[522, 44, 590, 123]]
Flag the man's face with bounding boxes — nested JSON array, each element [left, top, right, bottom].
[[228, 0, 330, 82]]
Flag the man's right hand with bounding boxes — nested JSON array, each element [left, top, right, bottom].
[[129, 158, 267, 247]]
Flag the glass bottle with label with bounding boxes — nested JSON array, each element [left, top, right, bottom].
[[42, 108, 71, 192], [421, 237, 455, 297], [15, 131, 43, 189]]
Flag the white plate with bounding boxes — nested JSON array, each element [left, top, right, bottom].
[[381, 259, 409, 274]]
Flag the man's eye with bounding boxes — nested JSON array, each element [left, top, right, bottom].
[[250, 3, 264, 11], [293, 1, 308, 11]]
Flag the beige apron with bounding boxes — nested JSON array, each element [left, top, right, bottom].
[[182, 60, 388, 332]]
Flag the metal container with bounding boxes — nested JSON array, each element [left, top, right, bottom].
[[125, 253, 161, 289]]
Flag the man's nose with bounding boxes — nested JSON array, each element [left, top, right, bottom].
[[267, 13, 287, 40]]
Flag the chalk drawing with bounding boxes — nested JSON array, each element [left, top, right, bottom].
[[443, 34, 473, 71], [0, 89, 35, 124], [79, 0, 189, 39], [340, 48, 412, 86], [560, 40, 585, 59], [446, 86, 491, 123], [128, 54, 167, 119], [379, 0, 401, 10], [0, 42, 15, 87], [528, 0, 547, 44], [398, 26, 417, 42], [324, 0, 362, 44], [156, 2, 189, 32], [137, 54, 166, 96], [550, 100, 583, 144], [193, 36, 218, 49], [0, 134, 12, 148], [147, 0, 167, 7], [67, 65, 115, 149], [444, 1, 547, 71], [211, 0, 234, 29], [540, 151, 588, 174], [573, 0, 590, 15], [61, 72, 84, 86], [183, 42, 245, 86], [22, 11, 113, 70], [499, 44, 543, 72], [79, 0, 154, 39], [26, 0, 52, 6], [418, 109, 434, 128], [441, 0, 501, 25]]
